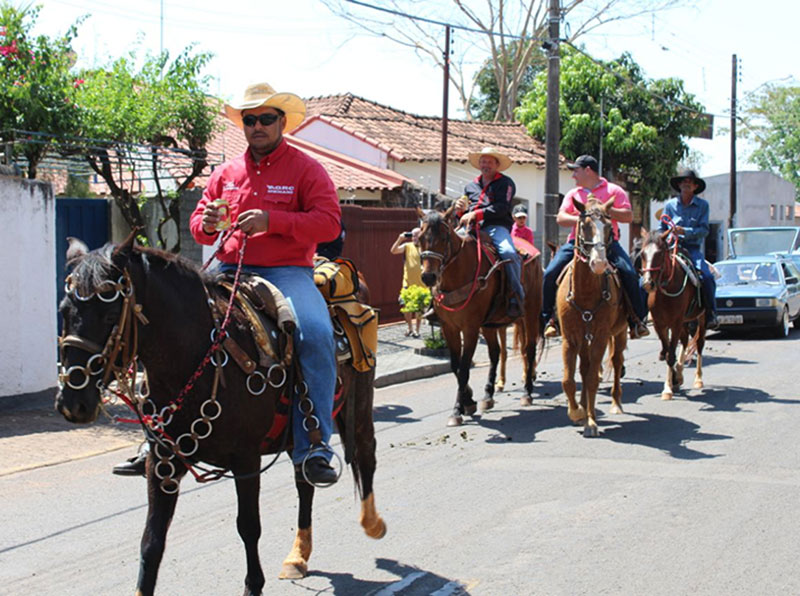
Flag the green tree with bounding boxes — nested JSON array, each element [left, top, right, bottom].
[[0, 3, 84, 178], [470, 39, 544, 121], [76, 47, 222, 250], [516, 46, 707, 207], [742, 83, 800, 196]]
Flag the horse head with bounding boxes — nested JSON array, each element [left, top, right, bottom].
[[55, 234, 138, 423], [574, 197, 614, 275], [418, 207, 460, 288], [639, 229, 672, 293]]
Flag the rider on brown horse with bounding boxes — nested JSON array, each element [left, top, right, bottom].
[[541, 155, 650, 340], [660, 169, 719, 330], [454, 147, 524, 319]]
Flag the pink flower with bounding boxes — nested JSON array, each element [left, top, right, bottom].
[[73, 78, 84, 88]]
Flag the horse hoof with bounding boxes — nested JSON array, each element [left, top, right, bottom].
[[583, 425, 599, 438], [609, 404, 623, 415], [519, 396, 533, 407], [364, 518, 387, 539], [464, 403, 477, 417], [568, 407, 586, 423], [279, 561, 308, 580], [693, 380, 704, 389], [479, 398, 495, 412], [447, 415, 464, 427], [495, 382, 505, 392], [661, 392, 673, 401]]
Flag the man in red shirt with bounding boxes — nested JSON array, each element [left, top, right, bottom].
[[113, 82, 342, 485]]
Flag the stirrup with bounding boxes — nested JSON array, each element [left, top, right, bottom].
[[298, 443, 343, 488]]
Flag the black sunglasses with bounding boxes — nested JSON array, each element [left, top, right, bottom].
[[242, 113, 281, 127]]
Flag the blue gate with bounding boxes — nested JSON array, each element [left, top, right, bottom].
[[55, 198, 110, 332]]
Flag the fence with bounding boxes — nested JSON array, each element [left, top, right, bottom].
[[340, 205, 420, 323]]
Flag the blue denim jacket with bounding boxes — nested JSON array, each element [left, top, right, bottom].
[[660, 195, 710, 250]]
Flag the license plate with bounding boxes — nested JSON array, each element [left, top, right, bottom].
[[717, 314, 743, 325]]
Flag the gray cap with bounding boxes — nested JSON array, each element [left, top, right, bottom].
[[512, 204, 528, 217]]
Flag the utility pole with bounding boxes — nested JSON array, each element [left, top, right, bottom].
[[543, 0, 561, 265], [729, 54, 737, 230], [440, 26, 450, 196]]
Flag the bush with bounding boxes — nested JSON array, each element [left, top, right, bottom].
[[423, 330, 447, 350], [399, 284, 431, 314]]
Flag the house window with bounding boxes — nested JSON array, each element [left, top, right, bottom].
[[770, 204, 777, 220], [786, 205, 793, 220]]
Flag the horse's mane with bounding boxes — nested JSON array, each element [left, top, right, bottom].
[[69, 242, 212, 294]]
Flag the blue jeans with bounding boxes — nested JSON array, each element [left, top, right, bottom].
[[485, 224, 524, 300], [686, 246, 716, 316], [542, 240, 648, 323], [221, 264, 335, 465]]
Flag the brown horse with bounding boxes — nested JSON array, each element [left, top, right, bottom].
[[556, 198, 627, 437], [55, 235, 385, 595], [640, 229, 707, 400], [418, 209, 542, 426]]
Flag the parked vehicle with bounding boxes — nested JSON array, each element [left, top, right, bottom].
[[727, 226, 800, 259], [714, 255, 800, 337]]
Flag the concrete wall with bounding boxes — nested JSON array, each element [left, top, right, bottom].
[[0, 174, 57, 400]]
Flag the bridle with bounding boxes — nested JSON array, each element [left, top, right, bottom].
[[58, 269, 149, 396], [574, 208, 611, 263]]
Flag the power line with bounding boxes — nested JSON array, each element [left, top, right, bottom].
[[564, 41, 742, 124], [343, 0, 546, 41]]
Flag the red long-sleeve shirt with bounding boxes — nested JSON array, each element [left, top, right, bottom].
[[190, 140, 341, 267]]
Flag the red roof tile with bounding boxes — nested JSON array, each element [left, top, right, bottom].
[[303, 93, 555, 167]]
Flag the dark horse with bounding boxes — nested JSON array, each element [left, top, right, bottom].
[[555, 198, 627, 437], [55, 235, 385, 596], [639, 229, 707, 400], [418, 208, 542, 427]]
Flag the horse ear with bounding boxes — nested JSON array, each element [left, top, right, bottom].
[[66, 237, 89, 264], [659, 229, 671, 242], [415, 206, 425, 220], [111, 228, 138, 269], [640, 228, 650, 242], [602, 197, 616, 213], [443, 204, 456, 221], [574, 200, 586, 214]]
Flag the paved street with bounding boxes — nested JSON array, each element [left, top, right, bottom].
[[2, 326, 800, 595]]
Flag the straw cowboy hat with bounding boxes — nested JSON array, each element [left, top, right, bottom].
[[468, 147, 512, 172], [670, 168, 706, 194], [224, 82, 306, 133]]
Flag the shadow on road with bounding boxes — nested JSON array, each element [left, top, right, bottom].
[[310, 557, 470, 595], [689, 384, 798, 412], [601, 412, 731, 459], [372, 403, 421, 424], [0, 401, 141, 441]]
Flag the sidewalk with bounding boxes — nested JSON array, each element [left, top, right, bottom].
[[0, 321, 487, 476]]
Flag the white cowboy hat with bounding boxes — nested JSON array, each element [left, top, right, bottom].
[[224, 82, 306, 132], [467, 147, 512, 172]]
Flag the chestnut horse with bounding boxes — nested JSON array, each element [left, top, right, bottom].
[[418, 209, 542, 426], [639, 229, 707, 400], [555, 198, 627, 437], [55, 236, 385, 596]]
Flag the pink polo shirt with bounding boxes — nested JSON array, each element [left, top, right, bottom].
[[190, 140, 341, 267], [560, 177, 630, 241]]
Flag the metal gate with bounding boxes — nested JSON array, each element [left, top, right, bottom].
[[55, 198, 110, 331]]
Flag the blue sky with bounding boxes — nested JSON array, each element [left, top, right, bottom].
[[31, 0, 799, 178]]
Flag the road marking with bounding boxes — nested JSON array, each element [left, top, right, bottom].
[[373, 571, 427, 595]]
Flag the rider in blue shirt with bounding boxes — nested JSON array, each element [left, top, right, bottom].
[[659, 169, 719, 329]]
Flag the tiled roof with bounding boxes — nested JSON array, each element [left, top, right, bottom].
[[286, 136, 412, 191], [184, 111, 409, 191], [303, 93, 555, 166]]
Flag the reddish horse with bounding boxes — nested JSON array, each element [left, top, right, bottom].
[[555, 198, 627, 437], [418, 208, 542, 427], [639, 229, 707, 400]]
